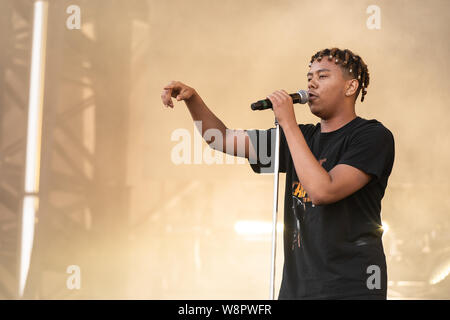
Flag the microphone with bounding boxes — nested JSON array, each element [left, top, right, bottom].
[[251, 90, 309, 110]]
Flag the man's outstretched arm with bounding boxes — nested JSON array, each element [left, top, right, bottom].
[[161, 80, 256, 160]]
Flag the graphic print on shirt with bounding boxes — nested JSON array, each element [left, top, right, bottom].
[[291, 158, 327, 250]]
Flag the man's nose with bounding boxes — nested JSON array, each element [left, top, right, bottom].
[[308, 78, 318, 89]]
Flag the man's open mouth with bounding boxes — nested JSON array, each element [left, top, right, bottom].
[[308, 92, 318, 100]]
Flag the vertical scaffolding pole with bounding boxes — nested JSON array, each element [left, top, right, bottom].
[[18, 0, 48, 298]]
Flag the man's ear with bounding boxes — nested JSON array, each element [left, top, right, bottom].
[[345, 79, 359, 97]]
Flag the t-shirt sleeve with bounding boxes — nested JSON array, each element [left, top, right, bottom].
[[337, 124, 395, 180], [246, 127, 288, 174]]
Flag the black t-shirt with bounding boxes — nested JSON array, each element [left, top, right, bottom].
[[246, 116, 395, 299]]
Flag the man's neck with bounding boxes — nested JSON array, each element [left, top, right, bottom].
[[320, 110, 357, 133]]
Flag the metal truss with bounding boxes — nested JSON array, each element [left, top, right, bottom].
[[1, 0, 149, 299], [0, 0, 34, 299]]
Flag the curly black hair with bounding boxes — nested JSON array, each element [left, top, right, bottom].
[[309, 48, 369, 102]]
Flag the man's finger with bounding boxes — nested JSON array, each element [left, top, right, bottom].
[[161, 90, 170, 103], [166, 99, 173, 108], [164, 80, 180, 89], [281, 90, 292, 100], [162, 92, 172, 106], [162, 88, 172, 102], [275, 90, 290, 101], [272, 91, 283, 101], [176, 90, 182, 100], [176, 88, 187, 100], [267, 94, 277, 105]]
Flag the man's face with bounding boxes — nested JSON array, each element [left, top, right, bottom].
[[307, 58, 350, 119]]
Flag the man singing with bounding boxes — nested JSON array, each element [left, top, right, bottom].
[[161, 48, 395, 300]]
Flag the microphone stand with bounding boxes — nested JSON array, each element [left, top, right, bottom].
[[269, 117, 281, 300], [251, 91, 308, 299]]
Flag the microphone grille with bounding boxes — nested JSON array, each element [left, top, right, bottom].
[[297, 90, 309, 104]]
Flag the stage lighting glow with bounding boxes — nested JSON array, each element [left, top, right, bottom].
[[381, 221, 389, 234], [429, 260, 450, 285], [19, 0, 48, 298], [19, 197, 39, 297]]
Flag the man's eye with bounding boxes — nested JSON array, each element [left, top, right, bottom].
[[319, 75, 327, 78]]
